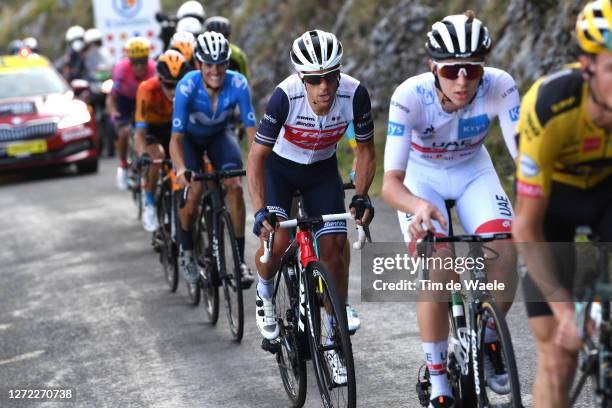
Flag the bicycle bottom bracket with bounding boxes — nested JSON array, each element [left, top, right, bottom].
[[416, 364, 431, 407], [261, 338, 281, 355]]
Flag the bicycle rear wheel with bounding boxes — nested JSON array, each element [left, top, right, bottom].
[[476, 299, 522, 407], [218, 212, 244, 341], [305, 261, 356, 408], [158, 185, 178, 292], [447, 302, 477, 408], [275, 262, 307, 407]]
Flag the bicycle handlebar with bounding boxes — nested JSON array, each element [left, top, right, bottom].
[[260, 212, 368, 264]]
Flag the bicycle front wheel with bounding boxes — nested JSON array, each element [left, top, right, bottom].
[[219, 211, 244, 341], [159, 186, 178, 292], [194, 204, 217, 320], [275, 262, 307, 407], [305, 261, 356, 408], [476, 299, 522, 407]]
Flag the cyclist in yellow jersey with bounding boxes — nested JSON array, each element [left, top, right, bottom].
[[204, 16, 250, 79], [513, 1, 612, 407]]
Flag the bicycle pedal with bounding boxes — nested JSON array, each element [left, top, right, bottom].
[[416, 364, 431, 407], [261, 338, 281, 355]]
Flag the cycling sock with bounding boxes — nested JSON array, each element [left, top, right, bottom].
[[324, 313, 336, 345], [144, 191, 155, 206], [178, 223, 194, 251], [422, 341, 452, 399], [256, 276, 274, 299], [236, 236, 245, 262], [119, 158, 128, 169], [484, 316, 499, 344]]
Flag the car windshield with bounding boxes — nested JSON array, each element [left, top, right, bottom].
[[0, 67, 68, 99]]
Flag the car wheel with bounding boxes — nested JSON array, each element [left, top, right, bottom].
[[77, 159, 98, 174]]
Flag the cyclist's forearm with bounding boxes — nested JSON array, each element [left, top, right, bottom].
[[245, 127, 256, 149], [169, 132, 186, 173], [382, 170, 423, 214], [134, 128, 147, 156], [354, 142, 375, 196]]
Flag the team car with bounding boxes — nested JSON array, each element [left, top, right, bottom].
[[0, 52, 98, 173]]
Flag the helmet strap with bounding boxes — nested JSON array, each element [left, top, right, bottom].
[[433, 70, 482, 110]]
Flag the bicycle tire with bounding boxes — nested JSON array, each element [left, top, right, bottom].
[[447, 304, 477, 408], [275, 262, 307, 407], [196, 201, 219, 324], [476, 299, 522, 407], [305, 261, 356, 408], [219, 211, 244, 341], [159, 185, 178, 292]]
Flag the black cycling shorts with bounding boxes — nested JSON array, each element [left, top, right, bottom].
[[524, 175, 612, 317]]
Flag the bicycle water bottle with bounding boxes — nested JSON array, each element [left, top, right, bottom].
[[451, 292, 466, 328]]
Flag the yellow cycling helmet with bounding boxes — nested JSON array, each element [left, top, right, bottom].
[[124, 36, 151, 59], [576, 0, 612, 54]]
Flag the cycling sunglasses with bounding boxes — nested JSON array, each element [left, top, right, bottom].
[[160, 80, 177, 89], [434, 61, 484, 80], [301, 68, 340, 85]]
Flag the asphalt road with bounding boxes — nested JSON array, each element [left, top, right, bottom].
[[0, 158, 596, 407]]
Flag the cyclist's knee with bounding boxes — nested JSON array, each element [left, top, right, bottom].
[[224, 177, 242, 191], [536, 342, 577, 386]]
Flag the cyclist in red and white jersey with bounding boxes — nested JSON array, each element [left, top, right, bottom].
[[382, 11, 519, 408]]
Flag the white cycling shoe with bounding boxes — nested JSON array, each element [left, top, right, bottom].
[[256, 292, 279, 340], [325, 349, 347, 385], [142, 203, 159, 232], [346, 304, 361, 334]]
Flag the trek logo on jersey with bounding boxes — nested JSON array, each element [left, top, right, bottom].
[[458, 114, 490, 139], [283, 124, 346, 150], [508, 106, 520, 122], [387, 121, 405, 136]]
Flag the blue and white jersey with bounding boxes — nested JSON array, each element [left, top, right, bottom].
[[384, 67, 519, 171], [172, 70, 257, 138], [255, 73, 374, 165]]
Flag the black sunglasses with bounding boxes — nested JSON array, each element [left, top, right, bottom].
[[302, 69, 340, 85], [130, 58, 148, 66]]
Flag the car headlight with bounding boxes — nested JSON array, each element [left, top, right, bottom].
[[57, 108, 91, 130]]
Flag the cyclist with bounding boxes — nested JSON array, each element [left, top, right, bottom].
[[170, 31, 256, 287], [135, 50, 190, 232], [204, 16, 250, 79], [83, 28, 114, 82], [168, 31, 196, 68], [176, 17, 204, 38], [176, 1, 205, 24], [247, 29, 375, 383], [22, 37, 39, 54], [382, 11, 519, 407], [108, 37, 156, 190], [513, 1, 612, 406], [62, 25, 86, 82]]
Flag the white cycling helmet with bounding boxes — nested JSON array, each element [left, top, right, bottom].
[[22, 37, 38, 52], [65, 25, 85, 43], [290, 29, 343, 72], [177, 1, 205, 22], [84, 28, 103, 45], [425, 13, 492, 60], [176, 16, 204, 36]]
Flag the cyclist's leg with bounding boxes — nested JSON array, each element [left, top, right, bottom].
[[454, 150, 517, 310], [177, 134, 204, 282], [205, 131, 246, 261], [397, 160, 453, 403], [114, 95, 135, 174], [141, 133, 164, 231]]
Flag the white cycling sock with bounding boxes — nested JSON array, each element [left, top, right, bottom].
[[422, 341, 452, 399], [256, 276, 274, 300], [324, 313, 335, 345]]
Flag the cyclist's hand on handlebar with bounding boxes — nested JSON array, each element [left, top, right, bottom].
[[349, 195, 374, 226], [408, 200, 447, 241], [176, 168, 190, 189], [253, 208, 278, 238], [555, 309, 582, 352]]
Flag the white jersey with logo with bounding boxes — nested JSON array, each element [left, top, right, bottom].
[[255, 73, 374, 165], [384, 67, 519, 171], [384, 67, 520, 241]]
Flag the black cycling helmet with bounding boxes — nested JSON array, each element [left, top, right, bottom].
[[204, 16, 231, 39]]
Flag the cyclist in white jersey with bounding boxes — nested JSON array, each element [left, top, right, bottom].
[[382, 11, 519, 408], [247, 29, 375, 384]]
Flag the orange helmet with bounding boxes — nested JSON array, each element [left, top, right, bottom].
[[170, 31, 196, 62], [157, 50, 190, 82]]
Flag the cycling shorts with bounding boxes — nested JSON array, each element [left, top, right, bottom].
[[523, 175, 612, 317], [145, 123, 171, 155], [264, 152, 347, 239], [116, 94, 136, 127], [182, 131, 243, 173]]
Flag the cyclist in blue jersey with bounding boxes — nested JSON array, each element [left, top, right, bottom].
[[170, 31, 257, 286]]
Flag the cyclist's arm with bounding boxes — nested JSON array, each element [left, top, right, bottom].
[[495, 71, 521, 160], [351, 85, 375, 196], [513, 82, 572, 315], [381, 85, 424, 214], [247, 87, 289, 211], [107, 63, 122, 120], [134, 83, 148, 155], [245, 127, 256, 147], [236, 74, 257, 147], [170, 74, 192, 176]]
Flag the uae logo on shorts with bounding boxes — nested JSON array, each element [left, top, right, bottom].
[[112, 0, 142, 19]]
